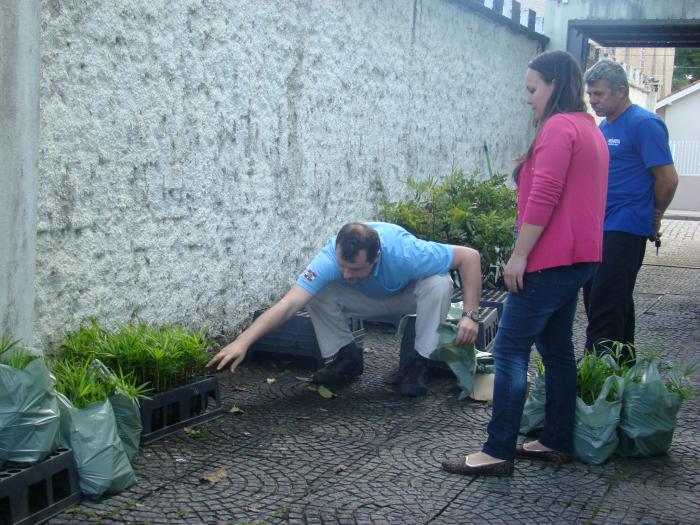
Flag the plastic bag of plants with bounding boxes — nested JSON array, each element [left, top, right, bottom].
[[0, 343, 60, 465], [520, 372, 546, 435], [57, 393, 136, 498], [617, 359, 682, 457], [52, 357, 140, 498], [89, 359, 144, 464], [430, 323, 476, 399], [573, 374, 624, 465], [109, 390, 143, 464]]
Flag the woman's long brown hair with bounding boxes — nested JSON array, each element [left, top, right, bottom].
[[513, 50, 587, 182]]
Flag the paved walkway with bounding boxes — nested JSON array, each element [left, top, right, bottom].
[[50, 218, 700, 525]]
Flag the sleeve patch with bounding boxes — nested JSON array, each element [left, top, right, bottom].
[[303, 268, 318, 282]]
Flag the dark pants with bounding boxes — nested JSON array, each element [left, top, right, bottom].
[[483, 263, 597, 461], [583, 231, 647, 355]]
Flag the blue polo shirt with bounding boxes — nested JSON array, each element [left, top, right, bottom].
[[296, 222, 454, 299], [600, 104, 674, 236]]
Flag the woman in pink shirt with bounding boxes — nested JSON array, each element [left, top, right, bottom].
[[442, 50, 609, 476]]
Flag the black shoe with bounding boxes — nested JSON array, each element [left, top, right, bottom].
[[399, 348, 428, 397], [312, 342, 363, 385]]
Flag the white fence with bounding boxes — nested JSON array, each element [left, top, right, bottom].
[[670, 140, 700, 176]]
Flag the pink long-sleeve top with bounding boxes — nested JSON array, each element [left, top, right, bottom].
[[518, 112, 609, 273]]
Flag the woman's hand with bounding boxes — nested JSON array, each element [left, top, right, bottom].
[[504, 253, 528, 293]]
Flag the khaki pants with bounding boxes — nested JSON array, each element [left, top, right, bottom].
[[305, 274, 453, 359]]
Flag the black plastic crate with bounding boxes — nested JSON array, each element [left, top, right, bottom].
[[139, 376, 225, 444], [0, 448, 81, 525], [400, 306, 498, 354], [248, 310, 364, 367], [480, 289, 508, 318], [474, 306, 499, 351]]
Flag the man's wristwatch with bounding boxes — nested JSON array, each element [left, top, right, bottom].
[[461, 310, 480, 322]]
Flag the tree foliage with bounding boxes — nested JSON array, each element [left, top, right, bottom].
[[672, 48, 700, 91]]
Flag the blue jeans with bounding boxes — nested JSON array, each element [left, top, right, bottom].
[[482, 263, 597, 461]]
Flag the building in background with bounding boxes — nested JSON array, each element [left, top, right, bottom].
[[656, 80, 700, 211], [593, 46, 675, 98]]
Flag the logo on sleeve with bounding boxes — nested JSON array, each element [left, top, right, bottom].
[[607, 138, 621, 146], [303, 268, 318, 282]]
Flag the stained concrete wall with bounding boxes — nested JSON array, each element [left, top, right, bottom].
[[36, 0, 542, 346], [1, 1, 40, 344]]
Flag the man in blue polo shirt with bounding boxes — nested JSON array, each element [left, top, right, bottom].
[[207, 222, 482, 396], [583, 60, 678, 360]]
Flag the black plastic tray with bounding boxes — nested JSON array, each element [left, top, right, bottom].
[[139, 376, 225, 444], [480, 288, 509, 318], [249, 310, 364, 367], [400, 306, 498, 353], [0, 448, 81, 525]]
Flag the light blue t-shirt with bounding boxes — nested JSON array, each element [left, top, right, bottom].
[[600, 104, 674, 236], [296, 222, 454, 299]]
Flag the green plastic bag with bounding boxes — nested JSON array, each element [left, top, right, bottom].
[[109, 390, 143, 465], [617, 360, 682, 457], [57, 393, 136, 499], [574, 375, 623, 465], [0, 358, 60, 464], [520, 373, 545, 435], [430, 323, 476, 399], [89, 359, 143, 465]]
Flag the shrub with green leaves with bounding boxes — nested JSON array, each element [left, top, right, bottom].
[[379, 169, 517, 283], [58, 320, 211, 393]]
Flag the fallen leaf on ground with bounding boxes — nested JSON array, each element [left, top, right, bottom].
[[319, 408, 328, 412], [296, 415, 312, 420], [200, 467, 228, 483], [333, 464, 347, 473], [229, 406, 245, 414], [383, 387, 396, 394], [295, 375, 313, 382], [318, 385, 336, 398], [247, 507, 260, 513], [306, 385, 318, 393], [266, 377, 276, 385], [363, 347, 375, 353]]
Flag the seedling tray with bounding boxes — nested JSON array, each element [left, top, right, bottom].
[[139, 376, 225, 444], [401, 306, 498, 353], [480, 289, 508, 318], [249, 310, 364, 367], [0, 448, 81, 525]]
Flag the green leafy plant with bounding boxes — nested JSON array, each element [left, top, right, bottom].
[[593, 341, 696, 401], [576, 353, 623, 405], [590, 339, 637, 369], [379, 169, 516, 286], [663, 360, 697, 401], [0, 337, 40, 370], [58, 320, 211, 393], [52, 358, 151, 409]]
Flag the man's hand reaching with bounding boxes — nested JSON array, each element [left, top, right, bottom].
[[206, 340, 249, 373]]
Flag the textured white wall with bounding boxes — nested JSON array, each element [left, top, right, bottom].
[[36, 0, 541, 345]]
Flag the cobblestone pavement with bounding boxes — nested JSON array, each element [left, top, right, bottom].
[[49, 219, 700, 525]]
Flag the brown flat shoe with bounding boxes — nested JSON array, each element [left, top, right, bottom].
[[442, 456, 514, 477], [515, 444, 571, 465]]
